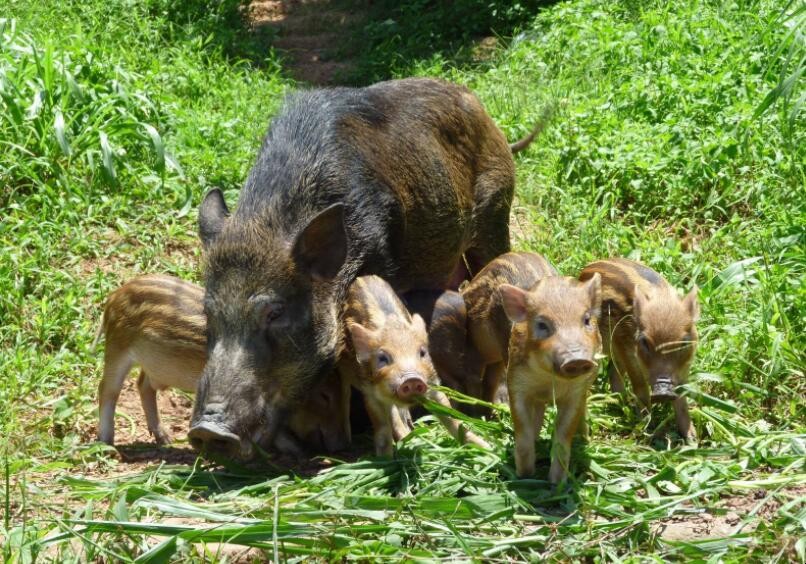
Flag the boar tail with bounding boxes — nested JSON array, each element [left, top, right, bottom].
[[509, 103, 556, 154]]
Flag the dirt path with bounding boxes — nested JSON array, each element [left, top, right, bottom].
[[247, 0, 367, 85]]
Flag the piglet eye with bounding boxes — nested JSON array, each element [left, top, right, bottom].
[[583, 311, 593, 328], [377, 351, 391, 368], [533, 317, 554, 340], [419, 346, 428, 359], [638, 335, 651, 353]]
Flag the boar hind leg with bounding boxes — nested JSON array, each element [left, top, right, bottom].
[[429, 390, 490, 449], [97, 345, 133, 446], [465, 176, 512, 276], [674, 397, 696, 443], [137, 370, 171, 445]]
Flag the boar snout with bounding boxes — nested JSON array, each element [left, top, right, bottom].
[[188, 422, 243, 457], [396, 374, 428, 401], [650, 376, 677, 402]]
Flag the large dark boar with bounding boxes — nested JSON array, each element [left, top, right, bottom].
[[94, 275, 350, 455], [190, 78, 541, 457]]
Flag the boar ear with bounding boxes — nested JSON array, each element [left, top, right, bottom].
[[500, 284, 529, 323], [293, 204, 347, 281], [583, 272, 602, 309], [347, 322, 377, 363], [683, 285, 700, 322], [198, 188, 230, 248]]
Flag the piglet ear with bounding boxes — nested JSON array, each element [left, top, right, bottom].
[[683, 285, 700, 322], [292, 204, 347, 281], [347, 322, 377, 363], [198, 188, 230, 248], [411, 313, 427, 336], [583, 272, 602, 310], [500, 284, 529, 323]]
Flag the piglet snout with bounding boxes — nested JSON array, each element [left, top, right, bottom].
[[557, 357, 597, 378], [651, 376, 677, 402], [396, 376, 428, 401]]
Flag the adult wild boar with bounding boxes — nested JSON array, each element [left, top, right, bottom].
[[190, 77, 542, 457]]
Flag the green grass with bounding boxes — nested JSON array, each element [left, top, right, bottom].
[[1, 0, 804, 560]]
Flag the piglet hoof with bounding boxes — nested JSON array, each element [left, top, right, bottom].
[[152, 429, 171, 446], [548, 468, 568, 486]]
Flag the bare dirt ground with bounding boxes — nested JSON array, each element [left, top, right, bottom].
[[247, 0, 369, 85], [106, 379, 198, 464], [654, 485, 806, 542]]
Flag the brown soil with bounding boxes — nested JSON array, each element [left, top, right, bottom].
[[109, 378, 198, 459], [654, 485, 806, 542], [247, 0, 368, 85]]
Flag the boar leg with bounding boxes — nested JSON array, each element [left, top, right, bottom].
[[511, 395, 538, 478], [549, 393, 587, 484], [428, 390, 491, 449], [464, 182, 512, 276], [97, 344, 134, 446], [137, 370, 170, 445], [674, 397, 696, 443]]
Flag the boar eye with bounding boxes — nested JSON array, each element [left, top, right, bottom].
[[265, 305, 284, 324], [638, 335, 651, 353], [419, 345, 428, 359], [376, 351, 391, 368], [532, 317, 554, 340]]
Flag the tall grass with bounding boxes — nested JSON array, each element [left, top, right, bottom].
[[0, 0, 804, 560]]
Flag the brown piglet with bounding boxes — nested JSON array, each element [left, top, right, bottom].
[[95, 275, 350, 455], [429, 252, 559, 413], [502, 273, 603, 483], [579, 258, 699, 441], [338, 275, 491, 456]]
